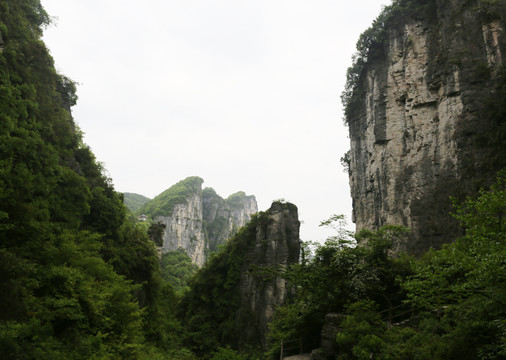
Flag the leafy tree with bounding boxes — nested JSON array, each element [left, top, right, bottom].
[[148, 221, 166, 247], [210, 346, 251, 360], [266, 219, 413, 358], [401, 170, 506, 359], [315, 170, 505, 360]]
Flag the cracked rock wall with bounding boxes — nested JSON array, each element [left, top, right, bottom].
[[347, 0, 506, 253], [156, 187, 257, 267]]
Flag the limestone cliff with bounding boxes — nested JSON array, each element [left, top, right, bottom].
[[344, 0, 506, 253], [238, 201, 301, 350], [157, 191, 208, 266], [203, 188, 258, 253], [180, 201, 300, 354], [139, 177, 258, 266]]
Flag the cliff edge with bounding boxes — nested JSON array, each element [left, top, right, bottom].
[[344, 0, 506, 253]]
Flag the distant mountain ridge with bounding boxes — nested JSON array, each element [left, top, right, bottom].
[[123, 192, 151, 214], [128, 177, 258, 266], [137, 176, 204, 219]]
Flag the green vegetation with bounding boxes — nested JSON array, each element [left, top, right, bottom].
[[2, 1, 504, 359], [268, 170, 505, 359], [179, 211, 270, 358], [123, 192, 151, 214], [147, 221, 165, 246], [139, 176, 203, 218], [202, 186, 220, 199], [160, 249, 198, 295], [226, 191, 248, 209], [210, 347, 250, 360], [0, 1, 177, 357], [267, 223, 413, 358]]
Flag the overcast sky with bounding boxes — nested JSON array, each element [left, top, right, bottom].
[[40, 0, 386, 243]]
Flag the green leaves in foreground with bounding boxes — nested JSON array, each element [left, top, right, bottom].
[[0, 230, 145, 359], [268, 170, 505, 360], [328, 170, 506, 360], [267, 220, 413, 358], [399, 170, 506, 359]]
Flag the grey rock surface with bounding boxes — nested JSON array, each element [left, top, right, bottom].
[[239, 202, 301, 350], [346, 0, 506, 253], [156, 185, 257, 267]]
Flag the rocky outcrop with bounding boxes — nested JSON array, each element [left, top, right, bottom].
[[238, 202, 301, 350], [202, 188, 258, 253], [346, 0, 506, 253], [157, 192, 208, 266], [179, 201, 300, 355], [143, 177, 258, 267]]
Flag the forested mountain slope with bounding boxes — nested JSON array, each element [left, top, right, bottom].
[[180, 201, 300, 357], [0, 1, 170, 357], [123, 192, 151, 214]]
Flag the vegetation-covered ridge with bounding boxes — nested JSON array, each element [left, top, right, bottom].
[[0, 1, 181, 358], [180, 210, 268, 357], [226, 191, 253, 209], [138, 176, 204, 218], [137, 178, 256, 220], [123, 192, 151, 214], [179, 201, 299, 359]]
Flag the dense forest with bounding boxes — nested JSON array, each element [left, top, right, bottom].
[[0, 0, 504, 359]]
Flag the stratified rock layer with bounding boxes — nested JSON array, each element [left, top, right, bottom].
[[346, 0, 506, 253]]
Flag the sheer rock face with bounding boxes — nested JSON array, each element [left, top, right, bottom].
[[156, 188, 257, 267], [157, 192, 207, 266], [347, 0, 506, 253], [239, 202, 300, 350], [202, 189, 258, 254]]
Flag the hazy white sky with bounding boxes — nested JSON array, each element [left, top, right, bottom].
[[40, 0, 386, 243]]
